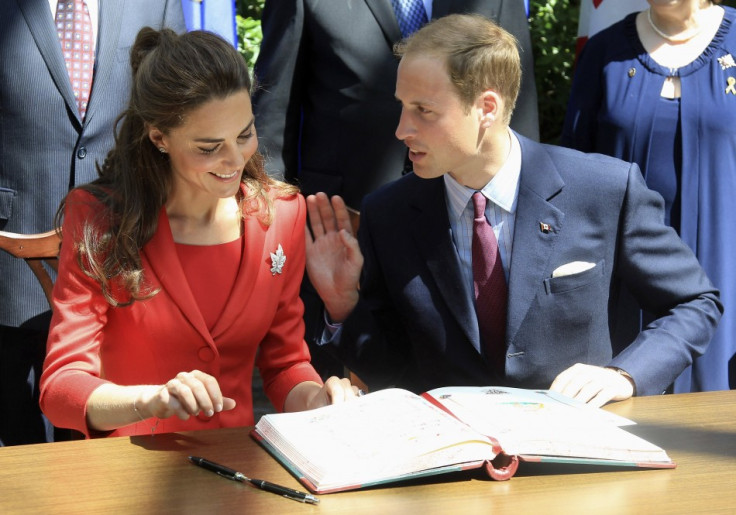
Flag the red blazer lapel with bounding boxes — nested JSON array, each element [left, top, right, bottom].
[[211, 213, 268, 338], [142, 209, 213, 344]]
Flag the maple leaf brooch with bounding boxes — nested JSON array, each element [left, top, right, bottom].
[[270, 244, 286, 275]]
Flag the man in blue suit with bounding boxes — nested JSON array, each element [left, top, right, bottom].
[[305, 14, 722, 407], [0, 0, 185, 445], [254, 0, 539, 380]]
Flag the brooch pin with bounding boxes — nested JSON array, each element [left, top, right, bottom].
[[718, 54, 736, 70], [539, 222, 552, 234], [270, 244, 286, 275]]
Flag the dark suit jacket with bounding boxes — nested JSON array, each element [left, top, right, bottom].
[[252, 0, 539, 209], [331, 134, 722, 396], [0, 0, 185, 329]]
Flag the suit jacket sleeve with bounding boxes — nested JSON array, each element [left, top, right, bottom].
[[609, 164, 722, 395], [252, 0, 304, 180]]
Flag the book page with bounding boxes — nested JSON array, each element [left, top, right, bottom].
[[428, 387, 634, 426], [425, 387, 670, 463], [255, 389, 497, 490]]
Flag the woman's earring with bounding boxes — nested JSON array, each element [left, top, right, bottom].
[[158, 147, 167, 154]]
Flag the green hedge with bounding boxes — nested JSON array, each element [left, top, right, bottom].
[[529, 0, 579, 143]]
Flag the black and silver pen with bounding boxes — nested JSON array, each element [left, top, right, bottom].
[[188, 456, 319, 505]]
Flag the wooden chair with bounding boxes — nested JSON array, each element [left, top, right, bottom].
[[0, 229, 83, 441], [0, 229, 61, 310]]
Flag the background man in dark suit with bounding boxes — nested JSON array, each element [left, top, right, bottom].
[[252, 0, 538, 377], [304, 14, 722, 406], [0, 0, 185, 445]]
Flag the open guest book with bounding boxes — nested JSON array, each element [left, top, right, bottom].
[[251, 387, 675, 494]]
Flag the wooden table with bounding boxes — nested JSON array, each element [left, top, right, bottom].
[[1, 391, 734, 514]]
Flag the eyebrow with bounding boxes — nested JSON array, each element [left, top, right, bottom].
[[193, 118, 255, 143], [395, 96, 435, 108]]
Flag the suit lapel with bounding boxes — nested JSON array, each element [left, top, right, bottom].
[[409, 178, 480, 348], [364, 0, 402, 45], [143, 209, 214, 345], [506, 136, 565, 346], [84, 1, 125, 127], [17, 0, 79, 124]]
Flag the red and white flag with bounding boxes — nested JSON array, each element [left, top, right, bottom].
[[576, 0, 648, 55]]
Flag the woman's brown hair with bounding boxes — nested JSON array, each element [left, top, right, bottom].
[[56, 28, 296, 306]]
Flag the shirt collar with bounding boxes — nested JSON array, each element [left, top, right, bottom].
[[444, 129, 522, 222]]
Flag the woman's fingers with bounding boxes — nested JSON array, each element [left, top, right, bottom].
[[159, 370, 233, 420]]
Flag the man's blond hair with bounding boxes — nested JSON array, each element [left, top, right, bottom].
[[394, 14, 521, 124]]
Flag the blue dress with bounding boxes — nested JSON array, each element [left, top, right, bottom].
[[645, 96, 681, 232], [563, 9, 736, 392]]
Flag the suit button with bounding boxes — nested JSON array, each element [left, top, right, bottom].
[[197, 346, 215, 362], [77, 146, 87, 159]]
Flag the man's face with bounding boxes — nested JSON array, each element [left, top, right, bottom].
[[394, 53, 486, 186]]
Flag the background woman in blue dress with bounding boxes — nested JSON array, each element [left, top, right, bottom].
[[563, 0, 735, 393]]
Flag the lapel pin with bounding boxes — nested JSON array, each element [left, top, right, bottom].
[[719, 54, 736, 70], [539, 222, 552, 234], [270, 244, 286, 275]]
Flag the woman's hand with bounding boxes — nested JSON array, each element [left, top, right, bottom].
[[139, 370, 237, 420], [85, 370, 236, 432], [284, 376, 361, 412]]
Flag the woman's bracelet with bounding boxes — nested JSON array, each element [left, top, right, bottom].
[[133, 397, 160, 436]]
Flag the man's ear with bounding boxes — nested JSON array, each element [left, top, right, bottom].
[[479, 90, 502, 128], [148, 126, 166, 152]]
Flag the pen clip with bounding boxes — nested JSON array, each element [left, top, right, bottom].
[[214, 470, 235, 481]]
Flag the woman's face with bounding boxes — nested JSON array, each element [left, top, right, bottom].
[[149, 90, 258, 202]]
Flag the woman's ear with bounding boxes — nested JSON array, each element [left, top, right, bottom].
[[148, 126, 166, 152]]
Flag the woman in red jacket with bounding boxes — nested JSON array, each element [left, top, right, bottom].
[[39, 28, 357, 438]]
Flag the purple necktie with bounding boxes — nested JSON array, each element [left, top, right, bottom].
[[391, 0, 428, 38], [472, 192, 508, 374], [55, 0, 95, 120]]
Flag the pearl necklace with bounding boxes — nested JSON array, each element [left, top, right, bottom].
[[647, 8, 703, 43]]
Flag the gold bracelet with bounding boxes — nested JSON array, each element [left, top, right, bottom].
[[133, 398, 160, 436]]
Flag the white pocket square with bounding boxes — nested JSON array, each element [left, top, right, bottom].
[[552, 261, 596, 278]]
